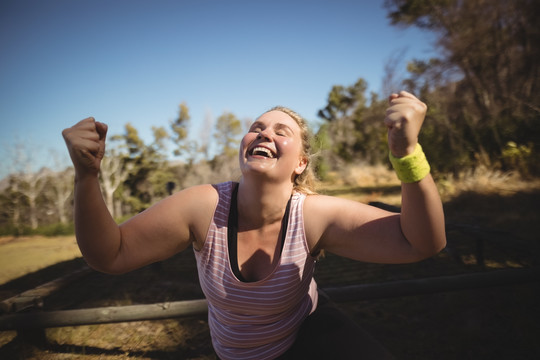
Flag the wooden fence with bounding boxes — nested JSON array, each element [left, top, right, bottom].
[[1, 267, 539, 331]]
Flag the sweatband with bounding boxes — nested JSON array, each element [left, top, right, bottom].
[[389, 143, 430, 183]]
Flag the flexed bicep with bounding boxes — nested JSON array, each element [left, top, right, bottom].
[[304, 195, 423, 264], [106, 184, 218, 274]]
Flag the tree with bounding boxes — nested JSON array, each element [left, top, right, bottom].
[[171, 102, 196, 161], [4, 175, 24, 231], [214, 111, 242, 158], [386, 0, 540, 172], [118, 123, 174, 212], [318, 78, 368, 123], [99, 141, 132, 219], [40, 149, 76, 225], [208, 112, 242, 182], [4, 142, 49, 229], [47, 168, 74, 225], [199, 110, 215, 160], [17, 169, 47, 229], [318, 78, 386, 164], [4, 142, 33, 230]]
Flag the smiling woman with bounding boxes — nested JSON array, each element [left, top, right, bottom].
[[61, 92, 445, 359]]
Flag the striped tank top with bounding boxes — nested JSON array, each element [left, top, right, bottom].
[[194, 181, 318, 360]]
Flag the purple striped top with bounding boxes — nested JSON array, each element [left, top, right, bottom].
[[194, 181, 318, 360]]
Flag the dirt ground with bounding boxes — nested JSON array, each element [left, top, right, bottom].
[[1, 185, 539, 359]]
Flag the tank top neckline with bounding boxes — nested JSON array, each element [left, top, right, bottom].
[[227, 182, 292, 282]]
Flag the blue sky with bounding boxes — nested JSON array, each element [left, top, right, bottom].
[[0, 0, 436, 179]]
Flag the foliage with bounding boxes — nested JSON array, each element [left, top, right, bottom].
[[171, 102, 197, 160], [119, 122, 175, 212], [214, 112, 242, 158], [501, 141, 534, 177], [316, 0, 539, 177], [385, 0, 540, 175], [310, 122, 331, 181], [316, 80, 389, 173], [0, 222, 75, 237], [171, 102, 190, 154]]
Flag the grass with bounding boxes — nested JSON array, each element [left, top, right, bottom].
[[0, 236, 82, 285], [1, 166, 539, 359]]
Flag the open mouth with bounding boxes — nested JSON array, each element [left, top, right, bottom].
[[250, 146, 276, 159]]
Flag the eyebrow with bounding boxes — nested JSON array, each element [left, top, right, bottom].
[[249, 121, 263, 129], [250, 121, 294, 134]]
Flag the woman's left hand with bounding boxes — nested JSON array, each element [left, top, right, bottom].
[[384, 91, 427, 157]]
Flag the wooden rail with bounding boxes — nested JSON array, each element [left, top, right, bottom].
[[0, 299, 208, 330], [322, 267, 540, 302], [0, 266, 92, 314], [1, 267, 538, 331]]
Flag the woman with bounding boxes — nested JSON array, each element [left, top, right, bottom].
[[62, 91, 446, 359]]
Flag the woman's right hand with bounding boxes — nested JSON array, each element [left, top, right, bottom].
[[62, 117, 108, 178]]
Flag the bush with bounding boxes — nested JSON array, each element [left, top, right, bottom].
[[0, 222, 75, 237], [39, 222, 75, 236]]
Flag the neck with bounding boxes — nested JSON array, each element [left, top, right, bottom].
[[237, 177, 293, 228]]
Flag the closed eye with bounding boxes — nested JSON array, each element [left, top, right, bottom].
[[275, 124, 293, 137], [249, 122, 264, 133]]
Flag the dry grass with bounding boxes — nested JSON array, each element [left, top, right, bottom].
[[324, 163, 400, 188], [321, 163, 540, 207], [317, 163, 402, 205], [437, 165, 540, 200], [0, 236, 81, 284]]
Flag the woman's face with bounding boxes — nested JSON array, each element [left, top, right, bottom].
[[239, 110, 307, 183]]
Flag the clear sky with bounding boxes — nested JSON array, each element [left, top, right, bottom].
[[0, 0, 435, 179]]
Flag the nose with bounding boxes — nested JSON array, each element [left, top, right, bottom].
[[257, 128, 272, 141]]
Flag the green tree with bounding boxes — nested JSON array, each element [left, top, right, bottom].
[[118, 123, 173, 213], [214, 111, 242, 158], [171, 102, 196, 160], [318, 78, 389, 164], [318, 78, 368, 123], [386, 0, 540, 173]]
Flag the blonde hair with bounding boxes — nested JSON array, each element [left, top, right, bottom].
[[264, 106, 318, 195]]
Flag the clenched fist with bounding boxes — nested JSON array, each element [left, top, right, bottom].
[[62, 117, 108, 178], [384, 91, 427, 158]]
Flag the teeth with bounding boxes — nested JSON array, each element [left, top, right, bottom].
[[252, 146, 275, 158]]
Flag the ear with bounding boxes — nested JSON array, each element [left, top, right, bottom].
[[294, 156, 308, 175]]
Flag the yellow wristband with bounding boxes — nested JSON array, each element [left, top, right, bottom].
[[389, 143, 430, 183]]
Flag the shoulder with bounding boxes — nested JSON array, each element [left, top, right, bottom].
[[302, 194, 341, 252], [167, 184, 220, 249], [147, 184, 218, 231], [170, 183, 220, 218], [172, 181, 239, 216], [303, 194, 385, 252], [170, 183, 218, 203]]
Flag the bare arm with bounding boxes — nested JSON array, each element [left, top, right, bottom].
[[62, 118, 215, 274], [305, 91, 446, 263]]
